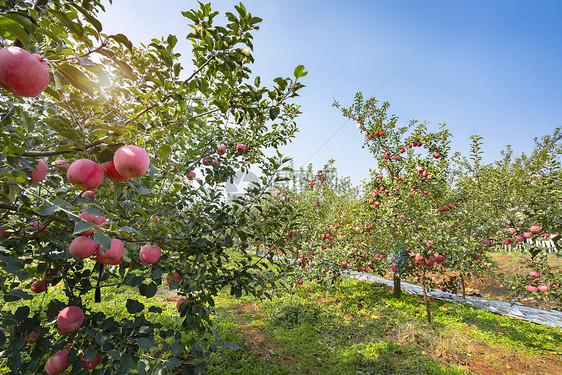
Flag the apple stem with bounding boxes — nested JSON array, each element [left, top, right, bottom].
[[95, 263, 103, 303]]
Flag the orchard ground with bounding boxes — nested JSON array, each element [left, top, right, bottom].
[[4, 250, 561, 375]]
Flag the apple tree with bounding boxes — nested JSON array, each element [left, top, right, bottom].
[[0, 0, 306, 373]]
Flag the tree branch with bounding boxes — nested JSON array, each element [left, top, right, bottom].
[[0, 203, 70, 223], [21, 141, 103, 157], [186, 108, 220, 121]]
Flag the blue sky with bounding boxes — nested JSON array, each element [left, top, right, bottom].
[[98, 1, 562, 186]]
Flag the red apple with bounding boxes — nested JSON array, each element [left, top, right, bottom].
[[530, 225, 541, 233], [217, 144, 226, 155], [57, 306, 84, 334], [297, 279, 303, 285], [31, 160, 48, 183], [529, 270, 540, 278], [526, 285, 538, 293], [139, 244, 161, 264], [177, 297, 186, 311], [67, 159, 105, 190], [25, 331, 38, 344], [523, 232, 533, 239], [433, 153, 440, 159], [30, 280, 47, 293], [102, 160, 129, 181], [538, 284, 548, 292], [96, 239, 124, 265], [167, 270, 182, 284], [0, 46, 50, 97], [82, 353, 103, 369], [425, 256, 435, 267], [45, 350, 69, 375], [187, 171, 196, 180], [76, 212, 106, 236], [507, 227, 517, 235], [0, 225, 12, 238], [69, 236, 99, 259], [113, 145, 150, 179], [236, 143, 246, 153]]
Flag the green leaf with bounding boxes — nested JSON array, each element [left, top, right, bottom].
[[117, 354, 136, 373], [93, 230, 112, 253], [139, 282, 157, 298], [73, 220, 96, 235], [164, 357, 181, 370], [148, 306, 162, 314], [47, 9, 84, 38], [3, 289, 31, 302], [14, 306, 30, 322], [57, 63, 96, 96], [294, 65, 308, 78], [109, 34, 133, 50], [43, 116, 82, 142], [84, 206, 105, 217], [69, 3, 103, 32], [136, 337, 157, 351], [0, 15, 29, 45], [3, 145, 25, 155], [269, 107, 280, 120], [95, 331, 107, 347], [157, 144, 171, 161], [36, 28, 62, 45], [222, 342, 240, 351], [114, 60, 135, 80], [38, 203, 58, 216], [171, 341, 183, 356], [82, 349, 98, 362], [126, 299, 144, 314]]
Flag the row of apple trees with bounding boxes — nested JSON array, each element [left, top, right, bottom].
[[0, 0, 307, 373], [286, 93, 562, 323]]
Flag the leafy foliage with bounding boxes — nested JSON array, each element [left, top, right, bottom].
[[0, 1, 307, 373]]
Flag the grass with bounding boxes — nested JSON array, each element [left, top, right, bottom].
[[209, 277, 562, 374], [2, 258, 562, 374]]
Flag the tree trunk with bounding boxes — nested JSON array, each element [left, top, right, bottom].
[[393, 272, 401, 299], [421, 273, 432, 324]]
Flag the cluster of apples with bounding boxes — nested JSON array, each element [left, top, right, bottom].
[[27, 145, 163, 373], [42, 305, 102, 374], [64, 145, 157, 265], [526, 270, 560, 293], [504, 225, 550, 244], [437, 202, 459, 212], [306, 172, 325, 189], [408, 247, 446, 268], [358, 116, 386, 141]]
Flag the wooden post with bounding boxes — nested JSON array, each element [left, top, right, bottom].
[[393, 272, 401, 299]]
